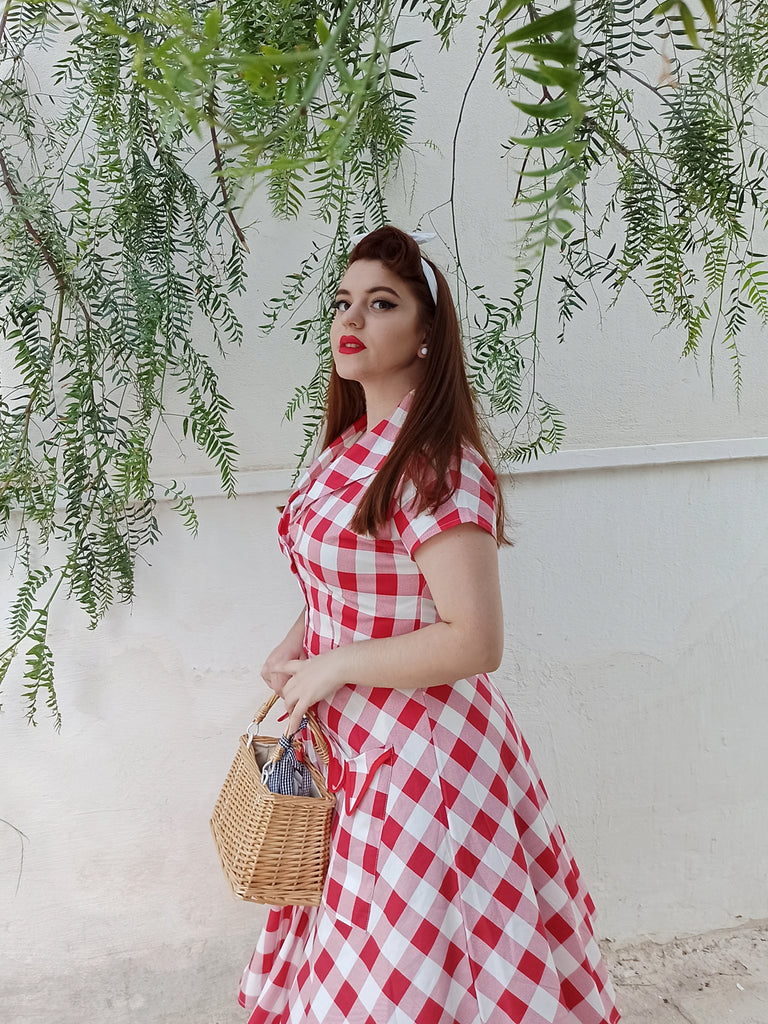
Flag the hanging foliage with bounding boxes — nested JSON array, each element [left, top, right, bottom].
[[1, 0, 766, 722]]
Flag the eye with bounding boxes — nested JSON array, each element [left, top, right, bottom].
[[332, 299, 350, 313], [371, 298, 396, 310]]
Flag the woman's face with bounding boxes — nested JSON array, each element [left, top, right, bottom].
[[330, 259, 428, 394]]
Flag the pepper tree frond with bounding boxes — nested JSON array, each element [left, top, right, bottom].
[[2, 0, 767, 719]]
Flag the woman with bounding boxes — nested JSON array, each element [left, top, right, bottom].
[[239, 227, 620, 1024]]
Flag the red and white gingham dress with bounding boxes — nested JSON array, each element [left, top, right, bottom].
[[239, 393, 620, 1024]]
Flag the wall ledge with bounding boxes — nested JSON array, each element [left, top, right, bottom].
[[170, 435, 768, 501], [509, 434, 768, 476]]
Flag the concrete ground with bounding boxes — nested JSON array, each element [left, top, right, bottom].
[[605, 920, 768, 1024], [5, 920, 767, 1023]]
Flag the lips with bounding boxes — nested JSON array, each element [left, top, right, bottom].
[[339, 335, 366, 353]]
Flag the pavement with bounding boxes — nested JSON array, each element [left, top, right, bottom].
[[605, 920, 768, 1024]]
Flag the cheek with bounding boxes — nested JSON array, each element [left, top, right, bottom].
[[407, 321, 427, 353], [394, 339, 423, 365]]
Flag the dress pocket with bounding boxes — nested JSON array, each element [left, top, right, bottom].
[[323, 745, 394, 930]]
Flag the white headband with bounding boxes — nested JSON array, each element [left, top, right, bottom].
[[350, 229, 438, 306]]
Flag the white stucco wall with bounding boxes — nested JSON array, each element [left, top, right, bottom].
[[2, 446, 767, 1023], [3, 15, 768, 1024]]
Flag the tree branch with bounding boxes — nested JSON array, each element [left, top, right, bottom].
[[209, 121, 250, 253], [0, 282, 66, 502], [0, 0, 12, 43], [0, 147, 91, 325]]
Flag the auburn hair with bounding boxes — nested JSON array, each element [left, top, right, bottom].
[[320, 226, 508, 544]]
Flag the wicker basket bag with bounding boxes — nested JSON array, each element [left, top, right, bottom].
[[210, 693, 336, 907]]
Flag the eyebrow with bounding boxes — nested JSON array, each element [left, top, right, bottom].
[[334, 286, 400, 298]]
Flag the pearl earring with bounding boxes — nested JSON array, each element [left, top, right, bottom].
[[419, 345, 428, 357]]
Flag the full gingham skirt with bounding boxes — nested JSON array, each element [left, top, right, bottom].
[[239, 676, 619, 1024]]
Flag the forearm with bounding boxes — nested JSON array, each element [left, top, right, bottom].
[[283, 609, 306, 648], [330, 618, 502, 692]]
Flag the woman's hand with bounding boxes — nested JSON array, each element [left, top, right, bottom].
[[279, 651, 348, 735]]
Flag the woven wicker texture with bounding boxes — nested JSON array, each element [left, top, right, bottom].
[[210, 696, 335, 907]]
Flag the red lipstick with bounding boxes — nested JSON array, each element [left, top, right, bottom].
[[339, 335, 366, 353]]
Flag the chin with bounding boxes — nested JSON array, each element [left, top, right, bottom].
[[333, 362, 364, 382]]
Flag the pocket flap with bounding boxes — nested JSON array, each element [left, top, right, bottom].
[[328, 746, 394, 814]]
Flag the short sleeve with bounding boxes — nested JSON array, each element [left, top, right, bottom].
[[392, 447, 497, 558]]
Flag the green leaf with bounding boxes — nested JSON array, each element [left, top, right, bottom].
[[509, 124, 579, 148], [496, 0, 530, 18], [518, 152, 579, 177], [514, 96, 577, 119], [652, 0, 712, 47], [315, 16, 330, 46], [512, 37, 579, 66], [514, 64, 582, 92], [679, 3, 700, 47], [699, 0, 718, 29], [388, 39, 421, 54], [497, 7, 576, 46], [203, 8, 221, 42]]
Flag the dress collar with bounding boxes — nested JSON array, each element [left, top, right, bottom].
[[286, 389, 415, 511]]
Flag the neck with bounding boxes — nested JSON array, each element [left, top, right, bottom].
[[363, 381, 415, 430]]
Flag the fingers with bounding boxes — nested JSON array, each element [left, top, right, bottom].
[[260, 657, 275, 690], [263, 657, 320, 733], [281, 668, 307, 735], [261, 669, 287, 694], [283, 684, 307, 736], [286, 706, 305, 737], [261, 657, 299, 694]]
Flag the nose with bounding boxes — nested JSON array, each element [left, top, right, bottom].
[[340, 301, 363, 327]]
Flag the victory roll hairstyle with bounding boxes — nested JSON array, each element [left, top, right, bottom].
[[321, 226, 507, 544]]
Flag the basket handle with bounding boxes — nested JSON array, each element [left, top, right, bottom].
[[250, 692, 331, 767]]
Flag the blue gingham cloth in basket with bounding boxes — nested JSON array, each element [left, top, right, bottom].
[[261, 722, 313, 797]]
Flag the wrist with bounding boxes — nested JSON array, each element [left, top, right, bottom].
[[327, 644, 355, 689]]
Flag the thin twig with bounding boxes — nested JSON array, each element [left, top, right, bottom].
[[449, 29, 501, 314], [0, 0, 12, 42], [513, 147, 532, 204], [0, 819, 29, 896], [209, 120, 250, 253], [577, 42, 679, 112]]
